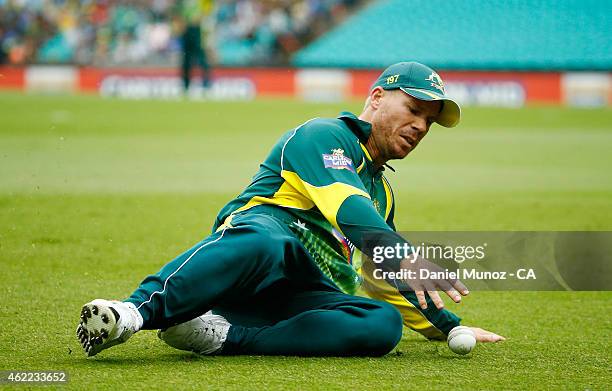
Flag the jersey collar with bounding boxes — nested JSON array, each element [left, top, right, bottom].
[[337, 112, 371, 143], [338, 111, 396, 174], [359, 141, 390, 175]]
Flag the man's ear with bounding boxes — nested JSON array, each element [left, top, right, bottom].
[[370, 87, 384, 109]]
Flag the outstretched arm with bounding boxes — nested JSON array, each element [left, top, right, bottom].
[[280, 123, 471, 338]]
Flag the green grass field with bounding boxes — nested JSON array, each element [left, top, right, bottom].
[[0, 92, 610, 390]]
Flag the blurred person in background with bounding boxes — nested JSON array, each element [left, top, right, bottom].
[[180, 1, 214, 93], [0, 24, 7, 64]]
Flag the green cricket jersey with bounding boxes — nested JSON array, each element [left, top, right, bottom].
[[214, 112, 394, 291], [213, 112, 460, 338]]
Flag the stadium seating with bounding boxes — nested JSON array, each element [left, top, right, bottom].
[[0, 0, 365, 66], [293, 0, 612, 70]]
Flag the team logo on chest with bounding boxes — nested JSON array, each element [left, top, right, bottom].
[[322, 149, 355, 172], [373, 199, 382, 214]]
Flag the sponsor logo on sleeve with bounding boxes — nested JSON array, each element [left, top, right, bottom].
[[322, 149, 355, 172]]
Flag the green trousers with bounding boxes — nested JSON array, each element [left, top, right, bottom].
[[126, 212, 403, 356]]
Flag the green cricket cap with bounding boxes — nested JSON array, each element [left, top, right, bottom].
[[371, 61, 461, 128]]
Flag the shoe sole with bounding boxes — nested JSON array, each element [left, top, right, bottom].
[[76, 300, 121, 357]]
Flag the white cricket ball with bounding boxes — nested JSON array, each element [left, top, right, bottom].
[[447, 326, 477, 355]]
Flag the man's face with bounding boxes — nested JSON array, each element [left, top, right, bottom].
[[369, 89, 442, 161]]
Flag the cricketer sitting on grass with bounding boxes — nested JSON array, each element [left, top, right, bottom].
[[77, 61, 505, 357]]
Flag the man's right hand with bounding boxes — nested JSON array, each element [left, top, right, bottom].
[[399, 256, 469, 310]]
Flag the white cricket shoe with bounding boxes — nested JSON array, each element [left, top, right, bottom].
[[76, 299, 143, 357], [158, 311, 231, 355]]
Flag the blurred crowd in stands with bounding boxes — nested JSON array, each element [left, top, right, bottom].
[[0, 0, 364, 66]]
